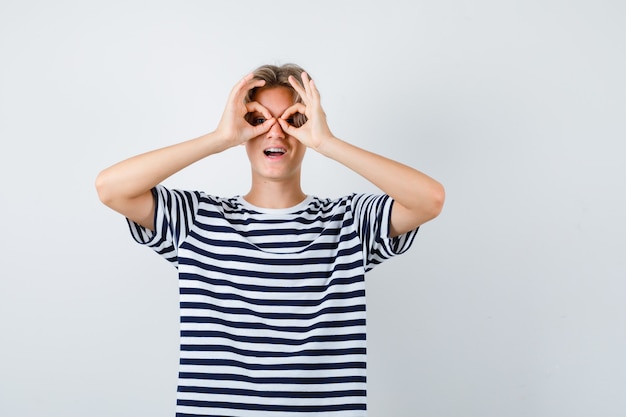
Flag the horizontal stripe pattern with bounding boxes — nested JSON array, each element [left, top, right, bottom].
[[128, 186, 418, 416]]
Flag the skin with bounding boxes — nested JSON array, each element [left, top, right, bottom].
[[95, 71, 445, 237]]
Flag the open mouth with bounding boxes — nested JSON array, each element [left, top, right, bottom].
[[264, 147, 287, 158]]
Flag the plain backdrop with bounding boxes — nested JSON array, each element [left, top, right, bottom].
[[1, 1, 625, 416]]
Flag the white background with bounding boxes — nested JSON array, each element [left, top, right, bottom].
[[1, 1, 625, 416]]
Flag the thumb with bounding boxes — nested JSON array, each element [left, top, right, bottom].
[[251, 117, 276, 137], [277, 118, 297, 137]]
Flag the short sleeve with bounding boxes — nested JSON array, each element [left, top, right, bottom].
[[351, 193, 419, 271], [126, 185, 201, 268]]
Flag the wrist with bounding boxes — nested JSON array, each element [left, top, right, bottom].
[[314, 134, 341, 157], [201, 130, 236, 154]]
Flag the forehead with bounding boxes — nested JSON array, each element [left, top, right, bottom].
[[252, 87, 295, 114]]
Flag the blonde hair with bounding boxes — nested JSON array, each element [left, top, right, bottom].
[[245, 63, 309, 127]]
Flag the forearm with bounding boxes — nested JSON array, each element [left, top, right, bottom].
[[96, 131, 229, 205], [317, 135, 445, 229]]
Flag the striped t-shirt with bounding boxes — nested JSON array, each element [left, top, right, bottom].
[[127, 185, 418, 417]]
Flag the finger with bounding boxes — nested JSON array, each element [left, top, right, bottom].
[[244, 77, 266, 92], [229, 73, 252, 99], [302, 72, 319, 102], [301, 72, 312, 96], [288, 75, 308, 103], [231, 74, 265, 102], [280, 103, 307, 120], [241, 72, 254, 84], [309, 78, 321, 104], [253, 117, 276, 135], [281, 103, 308, 129], [242, 117, 276, 143], [300, 72, 321, 107], [277, 118, 297, 136], [246, 101, 272, 120]]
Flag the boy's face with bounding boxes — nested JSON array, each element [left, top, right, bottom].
[[245, 86, 307, 183]]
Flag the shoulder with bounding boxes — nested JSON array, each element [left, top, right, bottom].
[[307, 193, 391, 214], [305, 195, 354, 215], [331, 193, 390, 210], [154, 185, 236, 217]]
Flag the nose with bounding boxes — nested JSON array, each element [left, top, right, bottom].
[[266, 119, 285, 139]]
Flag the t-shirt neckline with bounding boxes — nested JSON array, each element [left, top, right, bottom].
[[235, 195, 314, 214]]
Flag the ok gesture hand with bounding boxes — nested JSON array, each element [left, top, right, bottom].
[[216, 73, 276, 147], [278, 72, 334, 151]]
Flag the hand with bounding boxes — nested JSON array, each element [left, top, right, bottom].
[[278, 72, 334, 151], [215, 73, 276, 147]]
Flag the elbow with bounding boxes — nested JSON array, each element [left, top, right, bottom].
[[421, 182, 445, 223], [431, 182, 446, 218], [95, 169, 114, 207]]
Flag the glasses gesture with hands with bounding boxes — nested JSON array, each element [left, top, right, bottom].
[[216, 70, 336, 154]]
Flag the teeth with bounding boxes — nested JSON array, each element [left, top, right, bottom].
[[264, 147, 286, 154]]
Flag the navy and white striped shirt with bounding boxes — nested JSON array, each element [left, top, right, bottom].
[[128, 185, 418, 416]]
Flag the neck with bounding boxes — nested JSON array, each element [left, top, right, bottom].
[[243, 176, 306, 209]]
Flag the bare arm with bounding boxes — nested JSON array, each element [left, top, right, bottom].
[[95, 74, 276, 230], [316, 138, 444, 237], [279, 73, 445, 237]]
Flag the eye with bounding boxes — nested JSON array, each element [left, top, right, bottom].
[[286, 118, 295, 126], [244, 113, 261, 126], [245, 114, 266, 126], [252, 117, 266, 126]]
